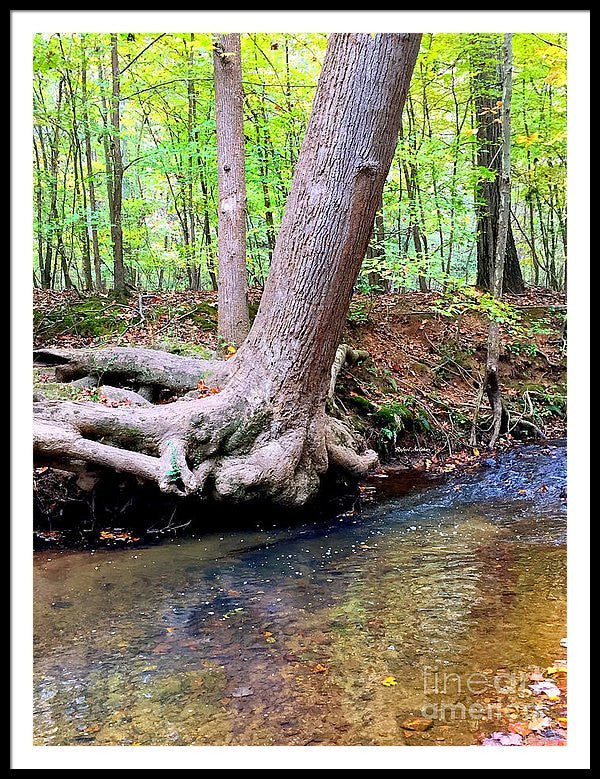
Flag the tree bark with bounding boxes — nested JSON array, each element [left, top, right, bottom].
[[110, 34, 126, 298], [59, 35, 94, 291], [45, 78, 65, 290], [187, 34, 198, 288], [81, 45, 103, 292], [33, 33, 422, 507], [472, 34, 524, 295], [483, 33, 513, 448], [33, 136, 45, 288], [199, 168, 218, 291], [213, 33, 250, 345]]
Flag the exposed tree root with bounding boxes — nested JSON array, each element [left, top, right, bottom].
[[33, 345, 378, 506], [328, 343, 370, 403], [34, 346, 230, 397]]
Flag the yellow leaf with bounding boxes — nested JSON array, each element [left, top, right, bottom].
[[382, 676, 397, 687], [546, 66, 566, 87]]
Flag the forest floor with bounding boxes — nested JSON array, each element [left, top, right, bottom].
[[33, 285, 567, 472]]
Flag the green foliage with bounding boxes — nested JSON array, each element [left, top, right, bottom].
[[346, 301, 372, 327], [506, 340, 539, 358], [432, 282, 521, 325], [522, 385, 566, 417], [33, 32, 566, 293], [165, 441, 182, 484], [365, 397, 434, 455]]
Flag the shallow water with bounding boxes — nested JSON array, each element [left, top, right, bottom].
[[33, 444, 566, 746]]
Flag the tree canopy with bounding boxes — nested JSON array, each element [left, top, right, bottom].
[[32, 32, 567, 294]]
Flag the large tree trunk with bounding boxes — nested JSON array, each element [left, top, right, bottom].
[[472, 34, 524, 295], [213, 33, 250, 345], [33, 33, 421, 507]]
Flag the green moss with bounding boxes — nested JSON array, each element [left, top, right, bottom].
[[33, 381, 82, 401], [147, 301, 217, 331], [34, 299, 123, 339], [154, 339, 214, 359], [221, 409, 273, 455], [374, 401, 413, 428], [188, 302, 218, 330], [348, 394, 377, 412]]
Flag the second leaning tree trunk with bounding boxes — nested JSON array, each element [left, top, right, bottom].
[[34, 33, 422, 506], [213, 33, 250, 345]]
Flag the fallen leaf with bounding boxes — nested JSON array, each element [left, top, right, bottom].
[[482, 731, 523, 746], [528, 715, 553, 732], [401, 716, 433, 731], [529, 680, 561, 698], [382, 676, 397, 687], [509, 722, 532, 737]]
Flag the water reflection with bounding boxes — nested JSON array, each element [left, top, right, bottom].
[[34, 444, 566, 745]]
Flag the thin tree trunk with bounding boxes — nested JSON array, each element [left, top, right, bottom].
[[213, 33, 250, 345], [199, 167, 218, 291], [188, 34, 198, 288], [484, 33, 513, 448], [81, 46, 103, 291], [33, 136, 45, 288], [472, 34, 524, 294], [402, 159, 428, 292], [110, 34, 126, 297], [246, 98, 277, 265], [60, 39, 93, 291], [47, 78, 65, 289]]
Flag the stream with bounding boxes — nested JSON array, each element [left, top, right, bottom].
[[33, 443, 566, 746]]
